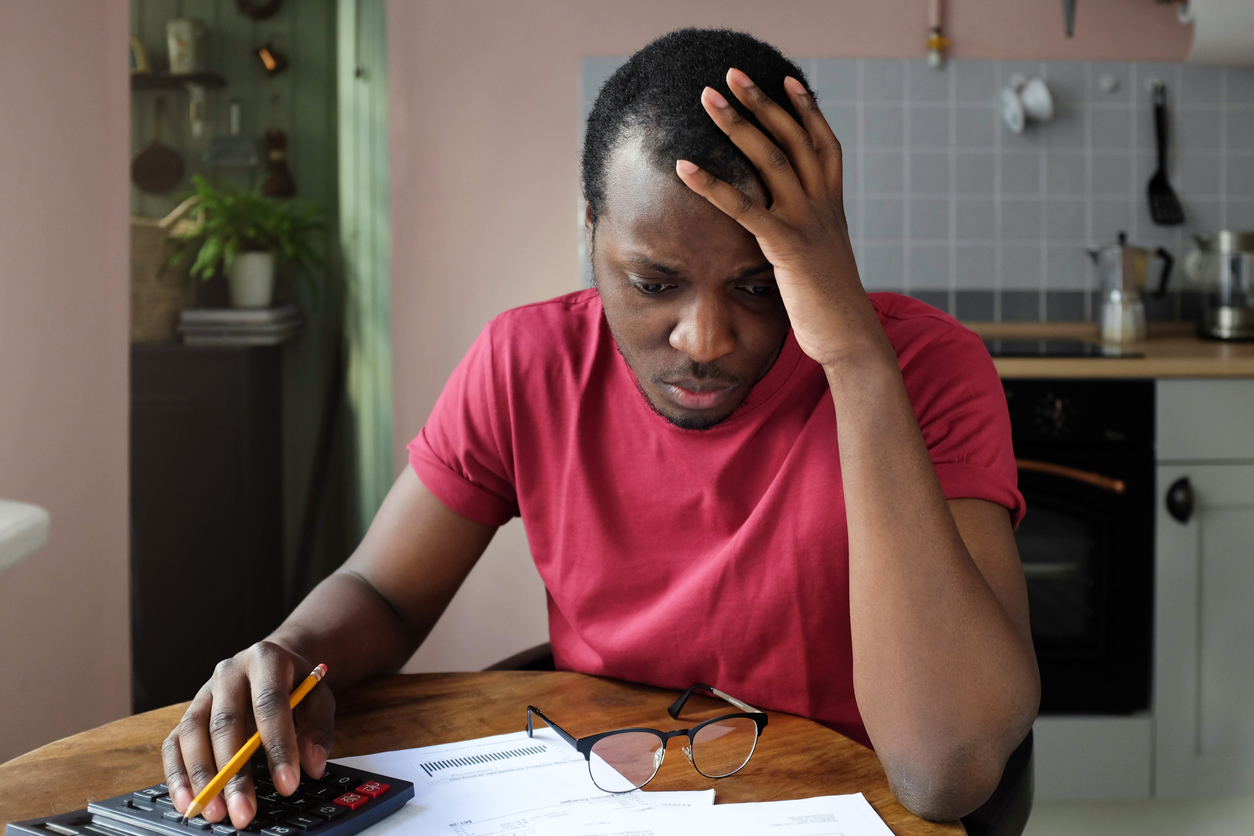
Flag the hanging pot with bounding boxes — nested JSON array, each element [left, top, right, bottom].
[[228, 252, 276, 309]]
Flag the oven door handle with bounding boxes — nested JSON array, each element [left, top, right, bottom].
[[1015, 459, 1127, 494]]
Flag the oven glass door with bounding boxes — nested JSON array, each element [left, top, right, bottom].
[[1015, 448, 1153, 714]]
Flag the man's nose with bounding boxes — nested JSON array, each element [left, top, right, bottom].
[[669, 294, 735, 364]]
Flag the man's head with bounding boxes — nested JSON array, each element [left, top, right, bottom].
[[582, 29, 815, 430]]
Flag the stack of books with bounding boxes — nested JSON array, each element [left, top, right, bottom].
[[177, 304, 303, 346]]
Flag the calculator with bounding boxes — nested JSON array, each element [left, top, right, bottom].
[[6, 758, 414, 836]]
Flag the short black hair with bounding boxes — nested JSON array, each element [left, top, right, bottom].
[[581, 27, 814, 228]]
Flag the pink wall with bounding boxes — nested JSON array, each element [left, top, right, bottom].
[[0, 1, 131, 760], [387, 0, 1192, 669]]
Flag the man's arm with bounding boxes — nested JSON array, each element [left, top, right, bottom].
[[162, 468, 495, 828], [675, 70, 1038, 820]]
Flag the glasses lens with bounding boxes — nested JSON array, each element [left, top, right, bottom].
[[588, 732, 664, 792], [691, 716, 759, 778]]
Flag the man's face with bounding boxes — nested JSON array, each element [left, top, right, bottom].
[[590, 138, 790, 430]]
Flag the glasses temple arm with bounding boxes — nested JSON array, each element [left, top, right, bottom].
[[667, 683, 765, 720], [526, 705, 581, 751]]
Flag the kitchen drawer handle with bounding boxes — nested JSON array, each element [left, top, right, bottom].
[[1165, 477, 1194, 524], [1015, 459, 1127, 494]]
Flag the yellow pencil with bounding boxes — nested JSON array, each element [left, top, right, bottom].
[[183, 663, 328, 822]]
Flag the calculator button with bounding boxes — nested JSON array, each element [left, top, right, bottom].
[[257, 803, 288, 820], [134, 788, 168, 804], [285, 816, 322, 832], [127, 799, 154, 813], [212, 826, 239, 836], [187, 817, 213, 831], [303, 786, 337, 800], [261, 826, 298, 836], [163, 812, 187, 824], [280, 798, 312, 813], [354, 782, 389, 799], [320, 772, 355, 789], [331, 793, 367, 811], [309, 805, 344, 821], [257, 789, 282, 804]]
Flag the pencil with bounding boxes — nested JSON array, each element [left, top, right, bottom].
[[182, 663, 328, 822]]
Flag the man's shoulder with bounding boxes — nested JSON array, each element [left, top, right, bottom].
[[479, 289, 606, 386], [487, 288, 602, 344], [869, 291, 983, 356]]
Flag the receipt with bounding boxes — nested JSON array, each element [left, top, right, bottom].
[[331, 729, 714, 836]]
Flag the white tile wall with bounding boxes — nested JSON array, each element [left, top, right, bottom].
[[581, 57, 1254, 321]]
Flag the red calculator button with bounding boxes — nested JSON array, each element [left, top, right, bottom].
[[332, 793, 368, 810], [354, 782, 389, 799]]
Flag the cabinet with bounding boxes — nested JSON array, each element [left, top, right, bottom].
[[130, 344, 286, 714], [1155, 379, 1254, 797]]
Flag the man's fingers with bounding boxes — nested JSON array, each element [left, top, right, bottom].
[[161, 730, 195, 814], [724, 68, 826, 198], [206, 659, 257, 826], [783, 75, 845, 195], [248, 644, 302, 796], [174, 692, 229, 821], [699, 86, 805, 206], [294, 685, 336, 779], [675, 159, 778, 237]]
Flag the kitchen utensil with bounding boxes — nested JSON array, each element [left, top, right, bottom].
[[1089, 231, 1174, 343], [261, 128, 296, 197], [166, 18, 210, 75], [204, 99, 260, 168], [256, 35, 289, 76], [236, 0, 283, 20], [1001, 75, 1054, 133], [131, 98, 184, 195], [1184, 230, 1254, 340], [1147, 82, 1185, 226], [1063, 0, 1077, 36], [260, 95, 296, 197]]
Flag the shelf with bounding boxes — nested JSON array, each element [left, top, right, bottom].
[[131, 72, 227, 91]]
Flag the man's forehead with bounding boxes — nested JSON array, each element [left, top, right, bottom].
[[598, 135, 765, 227]]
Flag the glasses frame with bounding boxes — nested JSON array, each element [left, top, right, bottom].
[[526, 682, 769, 793]]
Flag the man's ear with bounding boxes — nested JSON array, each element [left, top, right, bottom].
[[582, 200, 596, 252]]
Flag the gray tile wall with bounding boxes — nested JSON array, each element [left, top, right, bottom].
[[581, 57, 1254, 322]]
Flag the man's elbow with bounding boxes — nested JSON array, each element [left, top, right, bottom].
[[883, 747, 1009, 822]]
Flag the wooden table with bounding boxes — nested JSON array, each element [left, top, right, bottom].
[[0, 672, 963, 836]]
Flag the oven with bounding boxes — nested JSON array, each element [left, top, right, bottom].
[[1003, 378, 1154, 714]]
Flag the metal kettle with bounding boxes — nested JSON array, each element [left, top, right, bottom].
[[1088, 232, 1174, 343]]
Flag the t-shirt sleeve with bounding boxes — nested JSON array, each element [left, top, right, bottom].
[[902, 327, 1026, 527], [407, 321, 519, 527]]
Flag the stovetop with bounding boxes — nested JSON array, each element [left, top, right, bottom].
[[982, 338, 1144, 359]]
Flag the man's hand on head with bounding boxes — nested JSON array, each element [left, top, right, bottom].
[[674, 68, 891, 373]]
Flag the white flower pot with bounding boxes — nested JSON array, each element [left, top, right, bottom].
[[228, 251, 276, 309]]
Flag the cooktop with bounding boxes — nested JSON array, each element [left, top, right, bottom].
[[982, 338, 1144, 359]]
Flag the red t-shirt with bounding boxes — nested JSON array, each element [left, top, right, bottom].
[[409, 289, 1023, 748]]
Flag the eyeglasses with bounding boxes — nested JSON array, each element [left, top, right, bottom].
[[526, 682, 768, 793]]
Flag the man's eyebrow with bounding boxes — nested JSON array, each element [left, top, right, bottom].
[[624, 255, 775, 281], [624, 255, 681, 276]]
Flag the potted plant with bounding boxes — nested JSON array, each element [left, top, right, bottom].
[[169, 175, 325, 309]]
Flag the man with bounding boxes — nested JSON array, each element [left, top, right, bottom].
[[163, 28, 1038, 825]]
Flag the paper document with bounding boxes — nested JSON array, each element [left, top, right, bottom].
[[331, 729, 714, 836], [551, 794, 893, 836], [430, 793, 894, 836]]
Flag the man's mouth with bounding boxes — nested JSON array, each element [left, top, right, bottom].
[[659, 378, 739, 411]]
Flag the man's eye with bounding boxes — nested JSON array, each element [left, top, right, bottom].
[[634, 282, 670, 295], [741, 284, 775, 297]]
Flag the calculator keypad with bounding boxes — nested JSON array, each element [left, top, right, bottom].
[[48, 758, 415, 836]]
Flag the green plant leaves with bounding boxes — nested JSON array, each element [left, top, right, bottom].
[[166, 175, 328, 305]]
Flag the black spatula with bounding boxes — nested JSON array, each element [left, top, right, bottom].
[[1147, 82, 1184, 226]]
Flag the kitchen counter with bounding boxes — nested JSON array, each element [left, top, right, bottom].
[[964, 321, 1254, 378]]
